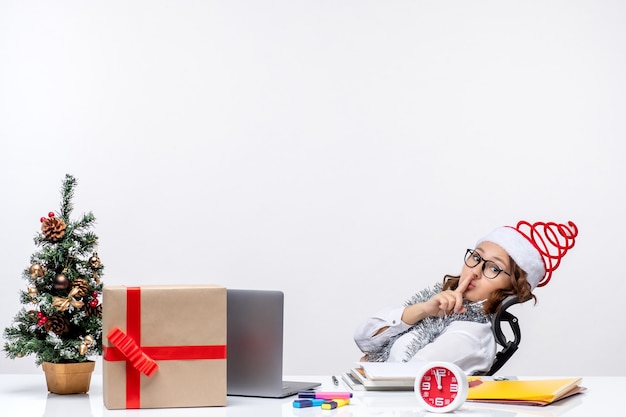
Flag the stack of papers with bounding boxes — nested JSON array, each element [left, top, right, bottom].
[[341, 362, 426, 391], [466, 377, 586, 406], [341, 362, 586, 406]]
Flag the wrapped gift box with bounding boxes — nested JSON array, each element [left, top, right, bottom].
[[102, 285, 226, 409]]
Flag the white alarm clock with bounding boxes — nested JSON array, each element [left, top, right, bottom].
[[414, 361, 469, 413]]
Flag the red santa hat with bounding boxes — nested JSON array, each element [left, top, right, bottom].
[[476, 220, 579, 290]]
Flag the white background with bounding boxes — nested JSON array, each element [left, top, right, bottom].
[[1, 1, 624, 377]]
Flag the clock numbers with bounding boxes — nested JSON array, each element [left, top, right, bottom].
[[419, 367, 458, 405], [415, 362, 469, 413]]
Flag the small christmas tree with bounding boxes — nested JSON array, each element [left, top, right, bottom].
[[3, 174, 104, 365]]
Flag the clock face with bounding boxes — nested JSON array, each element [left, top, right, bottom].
[[417, 365, 465, 410]]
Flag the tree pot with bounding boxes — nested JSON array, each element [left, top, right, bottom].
[[42, 361, 95, 394]]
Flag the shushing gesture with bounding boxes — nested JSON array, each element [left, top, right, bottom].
[[401, 276, 470, 325]]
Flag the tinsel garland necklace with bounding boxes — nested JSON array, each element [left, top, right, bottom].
[[364, 283, 490, 363]]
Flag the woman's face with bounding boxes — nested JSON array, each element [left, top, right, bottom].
[[460, 241, 513, 302]]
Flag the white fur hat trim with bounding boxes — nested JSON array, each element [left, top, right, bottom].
[[476, 226, 546, 290]]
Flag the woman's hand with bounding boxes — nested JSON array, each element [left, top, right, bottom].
[[422, 288, 467, 317], [401, 278, 470, 325]]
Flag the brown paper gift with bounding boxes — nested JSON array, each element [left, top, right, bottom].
[[102, 285, 226, 409]]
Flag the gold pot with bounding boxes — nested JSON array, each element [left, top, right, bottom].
[[42, 361, 95, 394]]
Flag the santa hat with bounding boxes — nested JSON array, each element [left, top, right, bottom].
[[476, 220, 579, 290]]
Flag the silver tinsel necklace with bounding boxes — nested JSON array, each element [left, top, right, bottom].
[[365, 283, 490, 362]]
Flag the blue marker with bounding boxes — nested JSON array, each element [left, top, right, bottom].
[[293, 399, 326, 408], [298, 391, 353, 399]]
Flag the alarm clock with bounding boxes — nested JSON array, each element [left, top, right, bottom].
[[414, 361, 469, 413]]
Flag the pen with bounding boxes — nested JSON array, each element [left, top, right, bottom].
[[321, 398, 350, 410], [332, 375, 339, 386], [298, 391, 353, 400]]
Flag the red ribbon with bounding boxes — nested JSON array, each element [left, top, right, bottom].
[[107, 327, 159, 377], [104, 287, 227, 409], [515, 220, 578, 287]]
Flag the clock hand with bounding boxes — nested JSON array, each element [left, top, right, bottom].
[[435, 370, 442, 390]]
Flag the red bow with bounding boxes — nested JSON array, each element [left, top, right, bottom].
[[107, 327, 158, 377]]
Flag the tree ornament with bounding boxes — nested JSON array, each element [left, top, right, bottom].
[[27, 286, 38, 301], [89, 299, 99, 308], [52, 287, 84, 311], [83, 302, 102, 319], [89, 252, 101, 268], [28, 263, 45, 279], [48, 212, 55, 217], [53, 273, 70, 290], [41, 214, 66, 242], [71, 278, 89, 298], [37, 315, 48, 326], [44, 315, 70, 335], [78, 334, 95, 356]]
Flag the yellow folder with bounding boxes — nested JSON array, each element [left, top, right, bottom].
[[466, 377, 585, 406]]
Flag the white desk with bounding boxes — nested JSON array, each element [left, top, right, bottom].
[[0, 374, 620, 417]]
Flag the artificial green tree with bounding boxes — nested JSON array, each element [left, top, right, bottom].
[[3, 174, 104, 365]]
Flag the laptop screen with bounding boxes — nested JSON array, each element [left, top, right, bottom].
[[226, 289, 320, 398], [227, 289, 285, 396]]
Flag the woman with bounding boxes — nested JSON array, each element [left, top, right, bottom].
[[354, 220, 578, 375]]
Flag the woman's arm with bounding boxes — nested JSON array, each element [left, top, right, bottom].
[[355, 281, 471, 356], [353, 307, 411, 354]]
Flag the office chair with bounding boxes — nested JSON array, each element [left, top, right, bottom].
[[477, 295, 522, 376]]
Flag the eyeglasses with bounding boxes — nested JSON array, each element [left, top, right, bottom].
[[464, 249, 511, 279]]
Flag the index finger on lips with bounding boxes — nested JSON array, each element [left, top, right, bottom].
[[455, 276, 470, 294]]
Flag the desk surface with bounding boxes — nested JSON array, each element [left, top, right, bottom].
[[0, 374, 620, 417]]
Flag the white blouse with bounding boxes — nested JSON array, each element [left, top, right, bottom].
[[353, 306, 497, 375]]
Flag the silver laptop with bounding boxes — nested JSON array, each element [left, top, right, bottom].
[[227, 289, 320, 398]]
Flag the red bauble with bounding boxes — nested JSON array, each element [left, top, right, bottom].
[[37, 312, 43, 318], [40, 217, 46, 223], [48, 212, 55, 217], [89, 299, 99, 308], [92, 291, 98, 298]]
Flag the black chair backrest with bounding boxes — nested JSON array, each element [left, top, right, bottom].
[[477, 295, 522, 376]]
